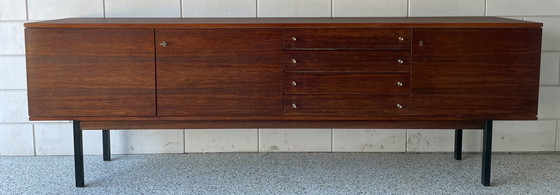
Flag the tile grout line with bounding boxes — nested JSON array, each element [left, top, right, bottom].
[[32, 123, 36, 156], [407, 0, 410, 17], [330, 129, 333, 152], [183, 129, 186, 153], [484, 0, 487, 16], [103, 0, 106, 18], [256, 0, 259, 18], [257, 128, 260, 152], [556, 120, 559, 151], [331, 0, 334, 18], [25, 0, 29, 20], [180, 0, 183, 18]]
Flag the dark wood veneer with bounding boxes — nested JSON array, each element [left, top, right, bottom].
[[284, 51, 410, 72]]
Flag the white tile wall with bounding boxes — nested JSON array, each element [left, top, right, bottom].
[[333, 0, 407, 17], [493, 120, 557, 151], [409, 0, 485, 17], [0, 124, 34, 155], [0, 56, 26, 89], [259, 129, 331, 152], [182, 0, 256, 17], [538, 87, 560, 119], [0, 0, 27, 20], [333, 129, 406, 152], [487, 0, 560, 16], [540, 52, 560, 86], [524, 17, 560, 51], [1, 0, 560, 155], [258, 0, 331, 17], [407, 129, 482, 152], [105, 0, 181, 18], [35, 124, 184, 155], [27, 0, 104, 20], [0, 91, 29, 123], [185, 129, 258, 153], [110, 130, 184, 154], [0, 22, 25, 55]]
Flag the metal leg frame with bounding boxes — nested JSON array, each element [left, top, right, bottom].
[[482, 120, 493, 186], [102, 130, 111, 161], [73, 120, 84, 187], [454, 129, 463, 160]]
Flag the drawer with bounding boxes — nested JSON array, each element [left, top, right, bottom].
[[284, 95, 409, 116], [284, 51, 410, 72], [284, 28, 411, 50], [284, 73, 409, 95]]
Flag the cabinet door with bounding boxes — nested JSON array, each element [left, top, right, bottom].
[[26, 29, 156, 117], [411, 29, 541, 119], [156, 29, 283, 116]]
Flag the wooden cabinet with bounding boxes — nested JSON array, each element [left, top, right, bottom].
[[24, 17, 543, 187], [155, 29, 283, 116], [26, 28, 156, 117], [410, 28, 542, 119]]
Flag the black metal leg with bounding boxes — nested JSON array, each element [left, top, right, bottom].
[[102, 130, 111, 161], [481, 120, 493, 186], [73, 120, 85, 187], [454, 129, 463, 160]]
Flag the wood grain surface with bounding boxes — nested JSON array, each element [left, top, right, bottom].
[[284, 51, 410, 72], [26, 28, 156, 117], [284, 28, 411, 50], [156, 28, 283, 116], [284, 73, 409, 95], [411, 28, 542, 119]]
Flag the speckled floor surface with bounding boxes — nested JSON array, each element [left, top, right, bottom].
[[1, 153, 559, 194]]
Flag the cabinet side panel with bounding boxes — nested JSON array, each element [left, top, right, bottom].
[[26, 28, 156, 118], [411, 28, 541, 119], [156, 28, 283, 116]]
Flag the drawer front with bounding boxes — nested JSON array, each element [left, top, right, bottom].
[[284, 51, 410, 72], [284, 95, 409, 116], [284, 28, 411, 50], [284, 73, 409, 94]]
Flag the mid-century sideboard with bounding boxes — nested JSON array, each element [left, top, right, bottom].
[[24, 17, 543, 187]]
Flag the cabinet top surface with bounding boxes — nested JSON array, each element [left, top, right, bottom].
[[24, 17, 542, 28]]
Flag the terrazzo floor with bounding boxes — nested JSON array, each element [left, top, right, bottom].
[[1, 153, 559, 194]]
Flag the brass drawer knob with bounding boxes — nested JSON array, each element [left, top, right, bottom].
[[292, 37, 297, 41], [398, 37, 404, 41], [291, 81, 297, 86], [396, 81, 403, 87], [292, 59, 297, 64], [159, 41, 168, 47], [397, 104, 403, 109], [292, 103, 297, 109], [397, 59, 404, 64]]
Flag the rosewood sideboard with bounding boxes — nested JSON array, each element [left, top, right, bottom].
[[24, 17, 543, 187]]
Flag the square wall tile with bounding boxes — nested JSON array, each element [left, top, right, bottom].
[[34, 123, 103, 155], [409, 0, 485, 16], [183, 0, 256, 17], [333, 0, 407, 17], [487, 0, 560, 16], [538, 86, 560, 119], [259, 129, 331, 152], [333, 129, 406, 152], [28, 0, 104, 20], [185, 129, 257, 153], [524, 17, 560, 51], [0, 56, 27, 89], [106, 0, 181, 17], [0, 22, 25, 55], [0, 124, 34, 155], [493, 120, 557, 151], [111, 129, 184, 154], [540, 52, 560, 86], [258, 0, 331, 17], [0, 91, 29, 123], [0, 0, 27, 20], [407, 129, 482, 152]]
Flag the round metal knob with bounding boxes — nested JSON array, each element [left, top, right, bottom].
[[397, 59, 404, 64], [291, 37, 297, 41], [396, 81, 403, 87], [291, 81, 297, 86], [160, 41, 167, 47], [398, 37, 404, 41], [396, 104, 403, 109], [292, 59, 297, 64], [292, 103, 297, 109]]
